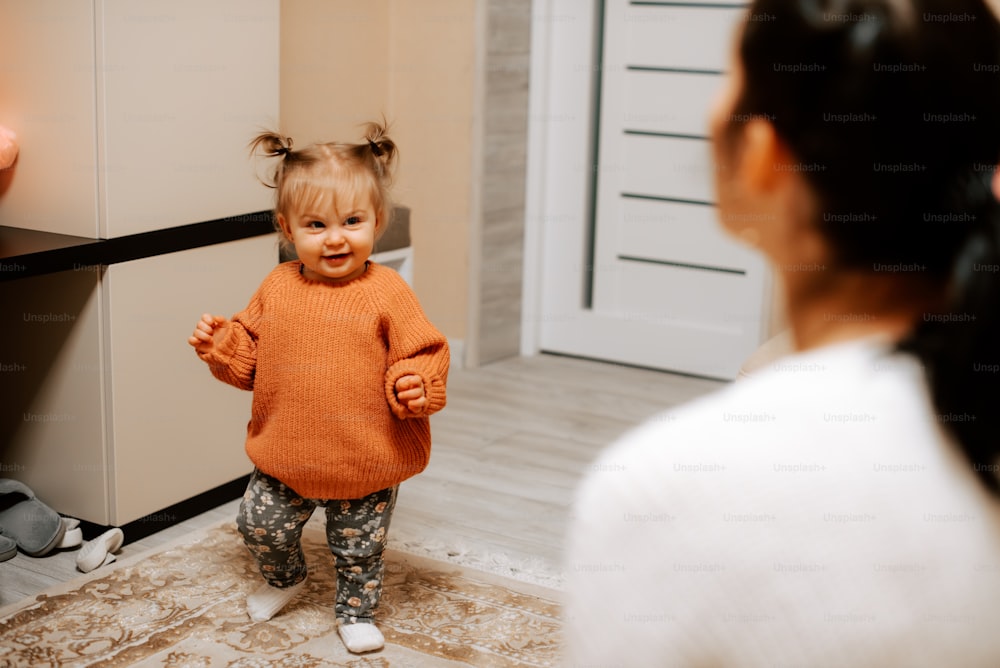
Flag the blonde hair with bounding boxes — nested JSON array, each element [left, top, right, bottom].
[[249, 122, 398, 245]]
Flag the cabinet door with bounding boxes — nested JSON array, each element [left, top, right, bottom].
[[0, 1, 99, 237], [0, 270, 107, 523], [103, 235, 277, 525], [98, 0, 279, 237]]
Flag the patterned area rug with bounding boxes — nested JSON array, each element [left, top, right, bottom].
[[0, 522, 562, 667]]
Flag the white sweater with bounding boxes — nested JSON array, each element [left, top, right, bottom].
[[565, 337, 1000, 667]]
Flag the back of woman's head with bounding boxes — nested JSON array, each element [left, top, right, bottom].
[[734, 0, 1000, 491], [735, 0, 1000, 272], [249, 122, 398, 238]]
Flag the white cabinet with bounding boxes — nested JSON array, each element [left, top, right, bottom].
[[0, 1, 280, 526], [98, 0, 278, 237], [0, 235, 277, 526], [0, 269, 107, 522], [0, 1, 99, 237], [103, 235, 277, 524], [0, 0, 278, 238]]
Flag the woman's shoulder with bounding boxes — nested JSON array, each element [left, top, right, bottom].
[[587, 337, 930, 489], [569, 338, 1000, 668], [573, 337, 972, 567]]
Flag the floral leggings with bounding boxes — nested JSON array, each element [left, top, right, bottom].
[[236, 469, 398, 624]]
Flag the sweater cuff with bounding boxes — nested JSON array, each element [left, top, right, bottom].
[[385, 366, 447, 419], [199, 326, 256, 388]]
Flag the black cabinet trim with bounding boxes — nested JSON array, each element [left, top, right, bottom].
[[0, 211, 275, 282]]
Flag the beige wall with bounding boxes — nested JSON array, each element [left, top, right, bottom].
[[280, 0, 475, 340]]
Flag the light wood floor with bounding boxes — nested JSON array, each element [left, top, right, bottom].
[[0, 353, 723, 608]]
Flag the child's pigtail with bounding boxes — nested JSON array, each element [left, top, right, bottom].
[[356, 120, 398, 238], [248, 130, 295, 188], [249, 130, 293, 159], [362, 122, 397, 182]]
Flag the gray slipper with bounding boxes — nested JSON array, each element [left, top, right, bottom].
[[0, 534, 15, 562], [0, 479, 66, 557]]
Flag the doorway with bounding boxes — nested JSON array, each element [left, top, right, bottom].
[[523, 0, 770, 380]]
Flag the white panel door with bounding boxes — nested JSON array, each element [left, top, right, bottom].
[[529, 0, 768, 380]]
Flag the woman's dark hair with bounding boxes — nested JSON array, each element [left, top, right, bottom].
[[734, 0, 1000, 492]]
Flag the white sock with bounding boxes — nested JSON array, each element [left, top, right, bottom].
[[246, 580, 306, 622], [338, 622, 385, 653]]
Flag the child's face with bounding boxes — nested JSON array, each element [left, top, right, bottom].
[[278, 195, 377, 284]]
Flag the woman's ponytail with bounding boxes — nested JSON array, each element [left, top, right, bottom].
[[900, 168, 1000, 493]]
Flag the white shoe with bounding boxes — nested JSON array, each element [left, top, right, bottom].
[[338, 622, 385, 653], [76, 528, 124, 573], [57, 518, 83, 549]]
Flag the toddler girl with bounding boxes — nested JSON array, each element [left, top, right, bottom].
[[188, 123, 449, 654]]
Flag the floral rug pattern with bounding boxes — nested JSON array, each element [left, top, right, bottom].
[[0, 523, 561, 667]]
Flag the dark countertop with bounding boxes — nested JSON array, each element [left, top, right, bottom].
[[1, 205, 410, 283], [0, 211, 274, 282], [0, 226, 98, 260]]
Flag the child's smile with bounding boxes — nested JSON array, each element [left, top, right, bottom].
[[320, 252, 352, 267], [278, 198, 378, 283]]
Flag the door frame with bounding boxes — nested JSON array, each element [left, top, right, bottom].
[[521, 0, 602, 357]]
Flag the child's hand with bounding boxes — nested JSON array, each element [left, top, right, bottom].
[[188, 313, 229, 357], [394, 375, 427, 414]]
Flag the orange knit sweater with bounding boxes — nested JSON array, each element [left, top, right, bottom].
[[199, 261, 449, 499]]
